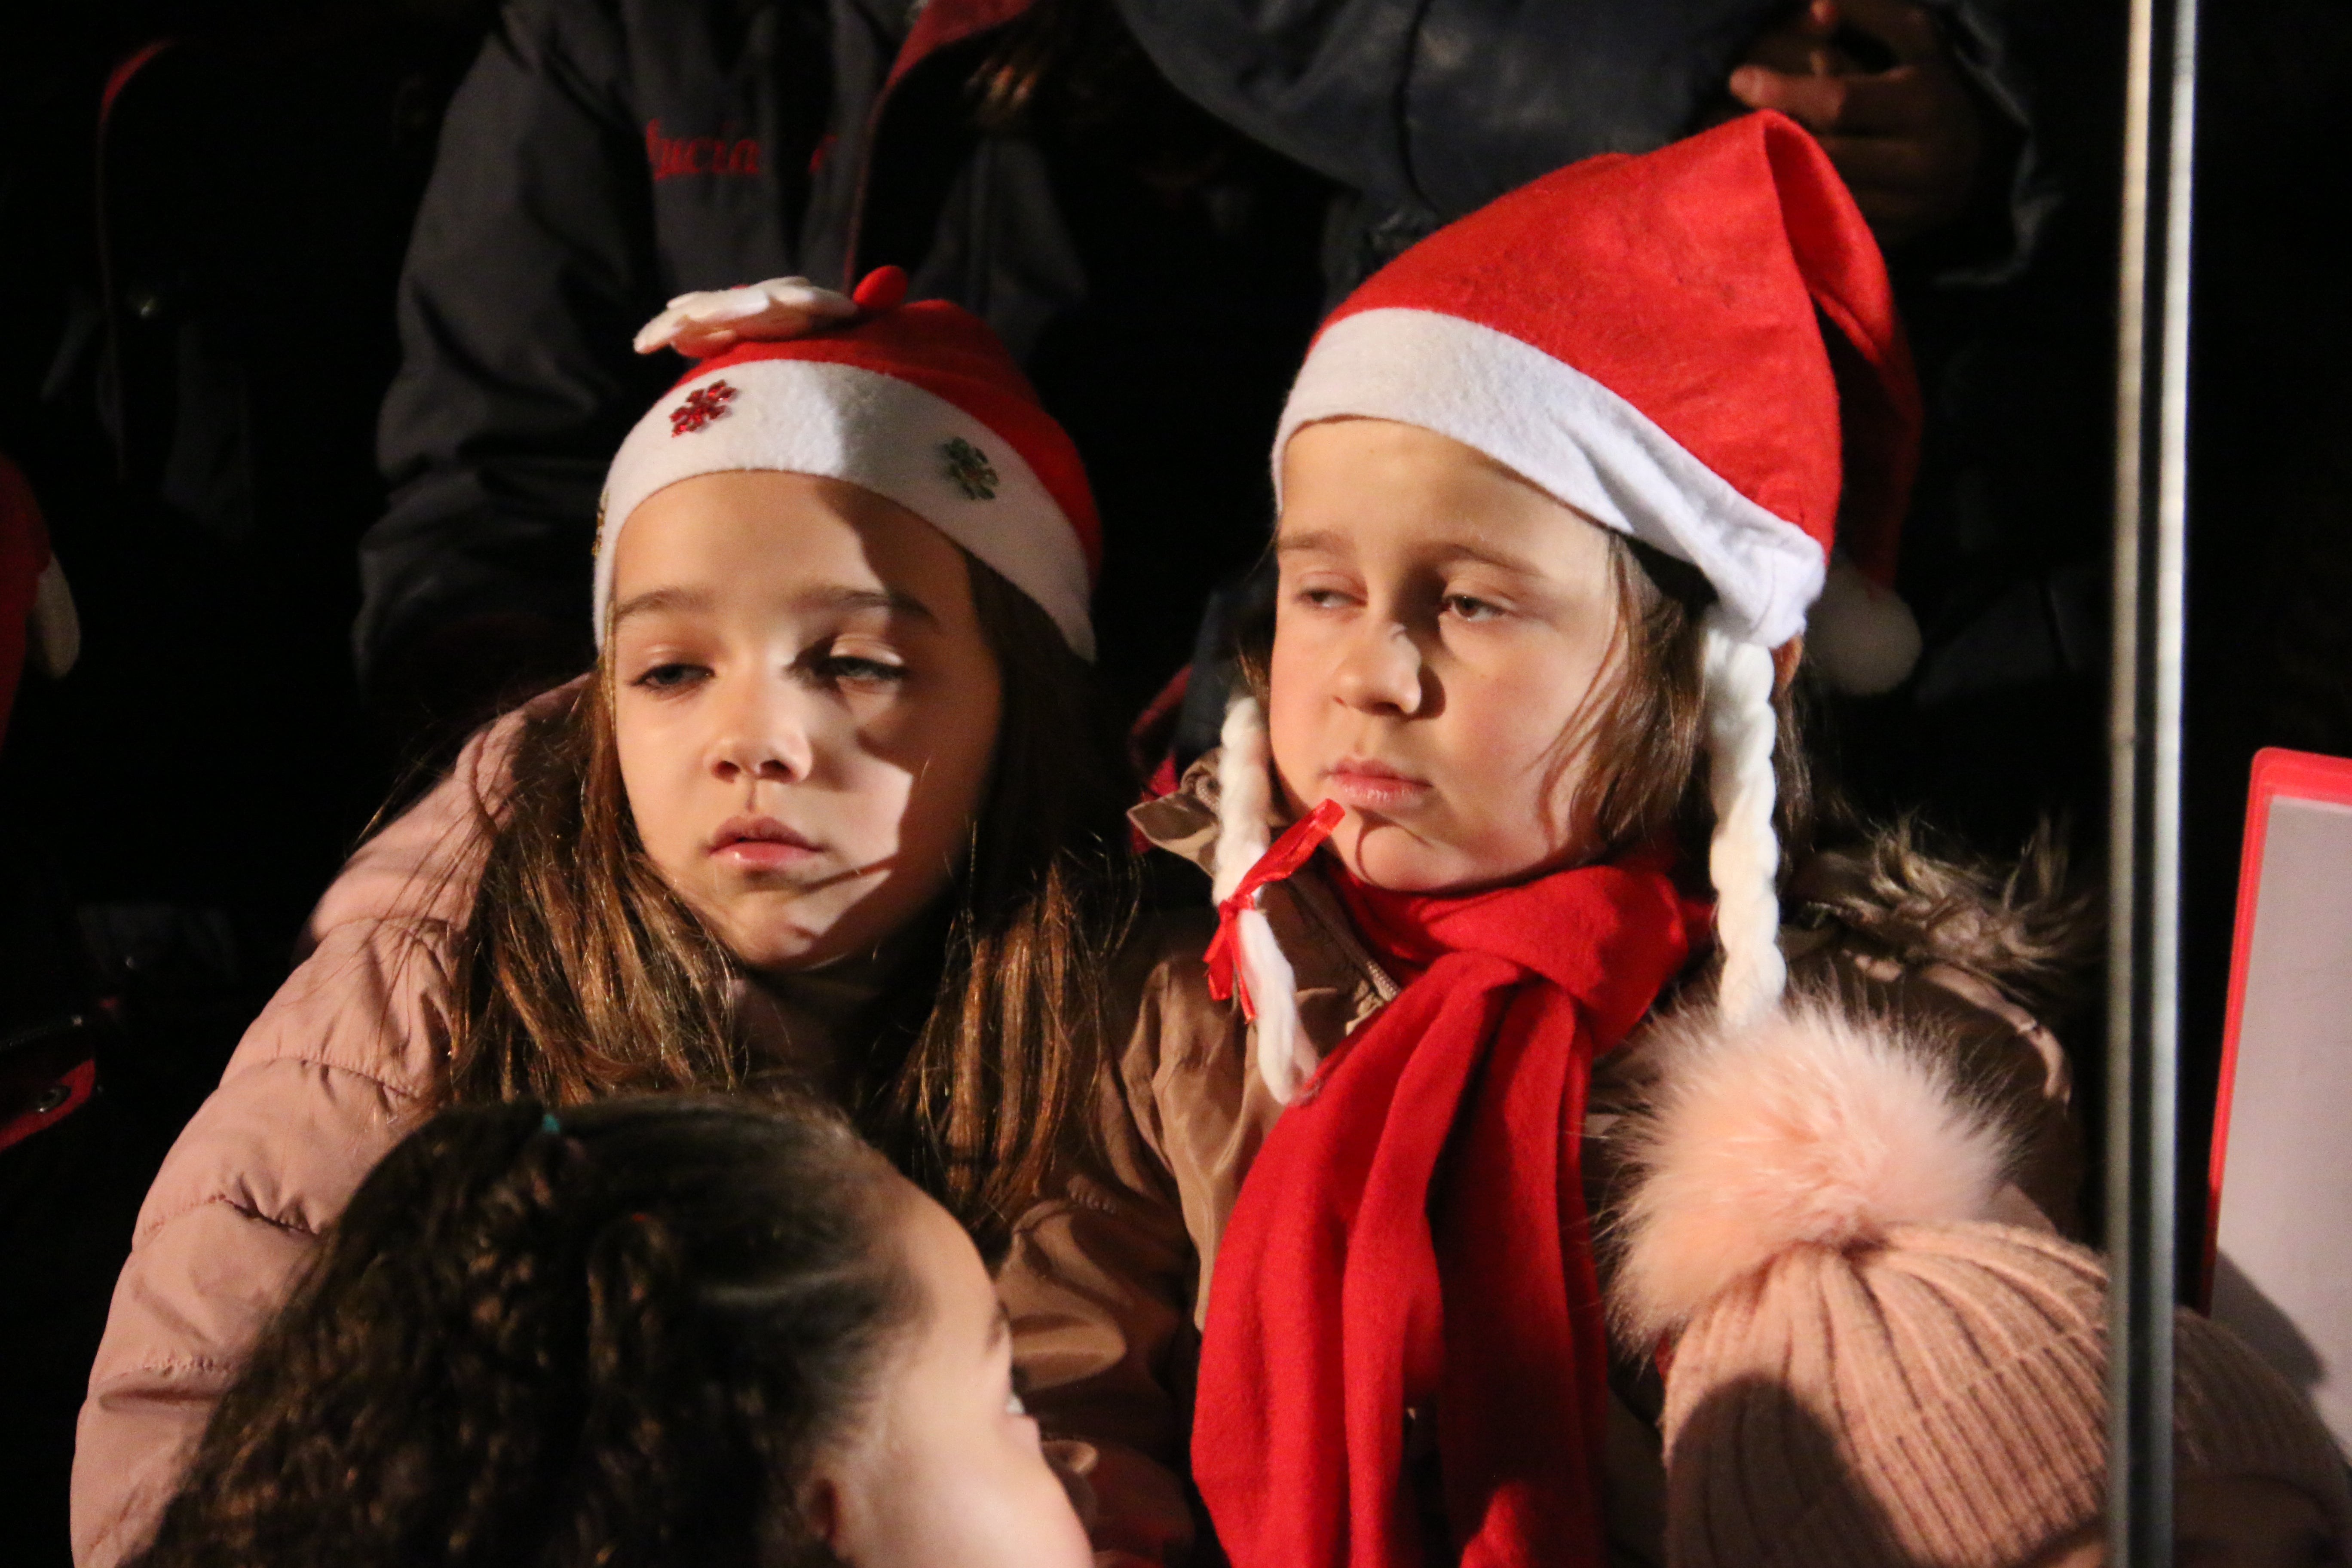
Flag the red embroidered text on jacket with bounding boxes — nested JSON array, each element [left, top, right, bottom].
[[645, 119, 760, 180]]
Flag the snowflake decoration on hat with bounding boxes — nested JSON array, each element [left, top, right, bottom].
[[942, 437, 998, 500], [669, 380, 738, 436]]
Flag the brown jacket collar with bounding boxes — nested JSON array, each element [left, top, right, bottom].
[[1129, 750, 1400, 1055]]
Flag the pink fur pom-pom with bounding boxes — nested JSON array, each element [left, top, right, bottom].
[[1610, 999, 2012, 1342]]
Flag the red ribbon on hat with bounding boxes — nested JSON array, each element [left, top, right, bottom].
[[1204, 799, 1345, 1019]]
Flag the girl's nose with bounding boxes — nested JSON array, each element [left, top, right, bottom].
[[708, 678, 815, 784], [1332, 618, 1426, 715]]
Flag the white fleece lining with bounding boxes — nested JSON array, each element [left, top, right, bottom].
[[1275, 308, 1825, 649], [597, 360, 1094, 658]]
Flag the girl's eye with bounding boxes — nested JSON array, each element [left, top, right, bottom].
[[1442, 593, 1505, 622], [806, 648, 909, 688], [1295, 585, 1355, 610], [631, 661, 707, 691]]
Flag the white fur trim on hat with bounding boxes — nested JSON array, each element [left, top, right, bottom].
[[1276, 308, 1827, 649], [596, 359, 1095, 658], [1212, 693, 1318, 1104], [1609, 997, 2015, 1344]]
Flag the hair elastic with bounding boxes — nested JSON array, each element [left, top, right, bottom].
[[540, 1111, 563, 1135]]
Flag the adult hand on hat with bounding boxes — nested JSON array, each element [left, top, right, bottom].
[[631, 276, 861, 358], [1726, 0, 1984, 248]]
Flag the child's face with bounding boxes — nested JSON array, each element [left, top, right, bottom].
[[1269, 418, 1626, 892], [608, 471, 1002, 971], [810, 1182, 1094, 1568]]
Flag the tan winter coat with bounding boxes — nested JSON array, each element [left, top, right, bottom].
[[998, 756, 2086, 1568]]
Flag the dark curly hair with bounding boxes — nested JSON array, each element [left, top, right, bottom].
[[124, 1096, 918, 1568]]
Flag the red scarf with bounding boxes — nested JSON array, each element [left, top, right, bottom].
[[1192, 853, 1695, 1568]]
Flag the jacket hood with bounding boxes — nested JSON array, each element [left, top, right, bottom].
[[1128, 749, 1232, 878]]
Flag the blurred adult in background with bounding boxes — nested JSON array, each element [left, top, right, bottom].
[[360, 0, 1335, 737], [1119, 0, 2029, 289]]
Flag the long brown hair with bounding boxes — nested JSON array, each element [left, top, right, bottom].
[[437, 554, 1135, 1248], [127, 1096, 913, 1568], [1564, 536, 1815, 882]]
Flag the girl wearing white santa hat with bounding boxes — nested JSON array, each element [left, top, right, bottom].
[[73, 265, 1148, 1567]]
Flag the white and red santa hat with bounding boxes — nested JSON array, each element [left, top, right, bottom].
[[1222, 112, 1926, 1098], [597, 266, 1100, 658]]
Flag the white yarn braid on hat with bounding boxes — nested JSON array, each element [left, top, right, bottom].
[[1211, 693, 1317, 1104], [1703, 611, 1788, 1028]]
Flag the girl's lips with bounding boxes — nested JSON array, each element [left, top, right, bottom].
[[717, 839, 821, 872], [1323, 760, 1432, 813], [710, 815, 821, 871]]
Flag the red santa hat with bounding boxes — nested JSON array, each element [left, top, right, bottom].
[[597, 267, 1100, 658], [1222, 113, 1923, 1097]]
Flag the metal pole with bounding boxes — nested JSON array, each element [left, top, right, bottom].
[[2109, 0, 2197, 1556]]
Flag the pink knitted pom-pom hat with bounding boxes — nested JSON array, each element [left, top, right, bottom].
[[1606, 1001, 2352, 1568]]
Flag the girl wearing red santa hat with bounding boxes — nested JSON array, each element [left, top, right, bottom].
[[72, 270, 1144, 1567], [1003, 110, 2098, 1568]]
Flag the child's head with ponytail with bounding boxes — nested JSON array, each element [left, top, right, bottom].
[[126, 1096, 1093, 1568]]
